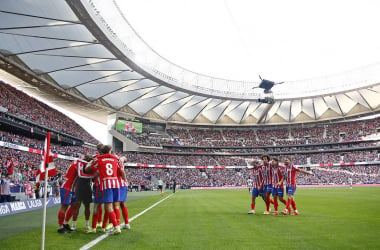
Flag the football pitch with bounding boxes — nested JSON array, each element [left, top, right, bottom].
[[0, 187, 379, 250]]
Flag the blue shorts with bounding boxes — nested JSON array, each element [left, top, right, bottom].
[[118, 186, 128, 202], [103, 188, 120, 203], [252, 188, 264, 197], [286, 186, 297, 195], [93, 186, 103, 204], [60, 188, 76, 205], [272, 187, 284, 197], [263, 184, 273, 194]]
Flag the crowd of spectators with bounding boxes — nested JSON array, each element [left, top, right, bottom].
[[1, 127, 379, 184], [303, 165, 380, 185], [116, 117, 380, 148], [0, 147, 72, 184], [342, 151, 378, 162], [124, 164, 379, 189], [124, 151, 378, 166], [0, 82, 98, 144], [0, 130, 97, 157], [0, 143, 378, 191]]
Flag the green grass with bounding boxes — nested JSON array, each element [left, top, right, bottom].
[[1, 187, 380, 250]]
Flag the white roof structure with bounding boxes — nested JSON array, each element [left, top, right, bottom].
[[1, 0, 380, 125]]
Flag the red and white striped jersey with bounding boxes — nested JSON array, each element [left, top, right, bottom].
[[117, 156, 127, 187], [272, 166, 285, 188], [115, 154, 127, 187], [89, 153, 122, 191], [284, 164, 299, 187], [61, 161, 78, 191], [251, 168, 263, 189], [101, 178, 120, 190], [260, 163, 272, 186], [118, 176, 128, 187]]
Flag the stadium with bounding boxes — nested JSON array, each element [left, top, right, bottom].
[[0, 0, 379, 249]]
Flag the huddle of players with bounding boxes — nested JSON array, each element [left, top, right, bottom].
[[57, 144, 130, 235], [248, 154, 313, 216]]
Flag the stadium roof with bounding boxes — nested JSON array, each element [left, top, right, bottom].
[[1, 0, 380, 125]]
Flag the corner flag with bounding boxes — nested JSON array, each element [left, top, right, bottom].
[[38, 132, 57, 250], [36, 132, 57, 182]]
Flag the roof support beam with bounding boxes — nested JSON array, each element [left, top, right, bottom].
[[334, 95, 344, 116], [190, 100, 212, 123], [140, 92, 176, 117], [167, 96, 195, 120], [257, 103, 274, 124], [0, 30, 97, 44], [215, 101, 232, 123], [312, 98, 317, 120], [0, 23, 75, 31], [66, 70, 124, 89], [240, 102, 251, 123], [36, 60, 112, 75], [357, 91, 373, 111], [0, 10, 80, 24], [4, 43, 95, 57]]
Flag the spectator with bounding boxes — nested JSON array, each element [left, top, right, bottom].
[[1, 173, 14, 202]]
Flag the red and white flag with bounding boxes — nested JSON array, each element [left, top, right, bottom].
[[36, 132, 57, 182]]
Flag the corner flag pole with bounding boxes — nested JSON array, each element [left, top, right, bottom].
[[41, 132, 51, 250]]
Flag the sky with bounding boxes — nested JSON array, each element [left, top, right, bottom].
[[106, 0, 380, 83]]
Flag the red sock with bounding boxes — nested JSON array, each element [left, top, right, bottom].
[[280, 198, 287, 205], [58, 210, 65, 226], [291, 200, 297, 210], [92, 212, 98, 229], [64, 207, 74, 222], [97, 205, 103, 223], [286, 199, 291, 211], [251, 203, 255, 210], [265, 200, 270, 211], [269, 198, 275, 205], [115, 208, 121, 226], [274, 199, 279, 211], [102, 211, 109, 228], [108, 211, 118, 227], [122, 206, 129, 224]]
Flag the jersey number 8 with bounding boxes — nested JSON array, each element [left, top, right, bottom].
[[106, 163, 113, 176]]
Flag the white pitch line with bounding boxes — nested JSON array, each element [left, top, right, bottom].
[[79, 194, 174, 250]]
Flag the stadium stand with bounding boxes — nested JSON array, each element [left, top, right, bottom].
[[0, 82, 379, 203], [0, 81, 99, 145]]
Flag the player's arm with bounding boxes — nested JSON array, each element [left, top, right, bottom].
[[278, 167, 285, 185], [93, 170, 99, 179], [258, 171, 264, 190], [278, 174, 285, 186], [119, 156, 127, 163], [118, 167, 127, 181], [298, 168, 314, 175], [84, 160, 95, 174], [117, 157, 127, 181]]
